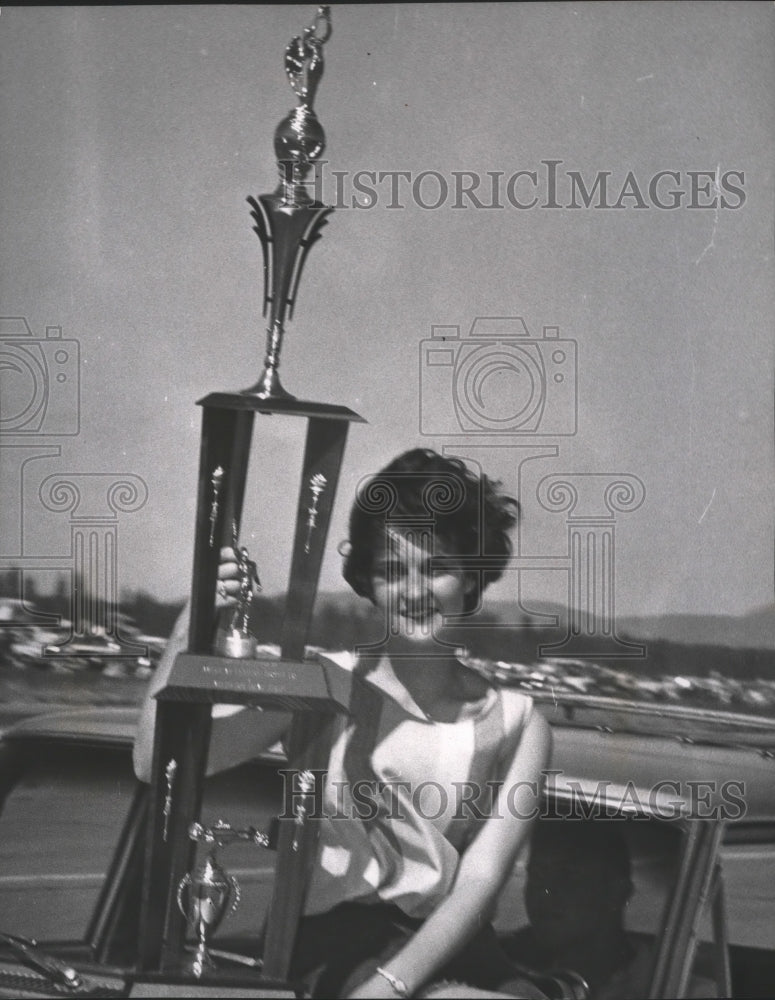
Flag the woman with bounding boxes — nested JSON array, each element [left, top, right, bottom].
[[134, 449, 551, 999]]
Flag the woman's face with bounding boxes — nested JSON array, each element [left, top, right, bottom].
[[370, 528, 473, 643]]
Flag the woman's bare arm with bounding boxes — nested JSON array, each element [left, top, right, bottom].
[[348, 709, 552, 999]]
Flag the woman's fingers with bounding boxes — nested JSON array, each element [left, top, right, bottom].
[[218, 561, 239, 580], [216, 547, 240, 605], [218, 545, 239, 583]]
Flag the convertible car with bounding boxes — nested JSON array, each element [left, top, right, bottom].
[[0, 689, 773, 998]]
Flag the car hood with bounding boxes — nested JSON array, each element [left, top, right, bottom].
[[2, 707, 139, 748]]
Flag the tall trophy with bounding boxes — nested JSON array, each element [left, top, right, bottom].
[[140, 5, 363, 985]]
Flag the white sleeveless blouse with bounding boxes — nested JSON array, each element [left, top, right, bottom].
[[303, 651, 534, 919]]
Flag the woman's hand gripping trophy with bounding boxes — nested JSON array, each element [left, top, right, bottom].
[[215, 524, 262, 658]]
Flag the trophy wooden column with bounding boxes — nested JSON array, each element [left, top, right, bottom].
[[138, 394, 363, 983]]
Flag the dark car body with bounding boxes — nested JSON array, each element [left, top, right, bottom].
[[0, 698, 773, 997]]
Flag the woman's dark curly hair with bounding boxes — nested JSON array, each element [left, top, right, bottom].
[[342, 448, 519, 613]]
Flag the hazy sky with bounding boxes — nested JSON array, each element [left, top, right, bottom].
[[1, 3, 773, 621]]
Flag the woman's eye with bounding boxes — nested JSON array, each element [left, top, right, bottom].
[[427, 561, 457, 578], [375, 562, 405, 579]]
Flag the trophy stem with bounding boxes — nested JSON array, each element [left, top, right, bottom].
[[277, 156, 315, 208], [191, 931, 216, 980], [244, 320, 295, 400]]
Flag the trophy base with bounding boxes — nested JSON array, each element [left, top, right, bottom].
[[129, 973, 296, 997], [241, 367, 296, 401], [190, 946, 217, 980], [215, 630, 258, 659]]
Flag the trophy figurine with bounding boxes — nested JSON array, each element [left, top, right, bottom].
[[244, 5, 333, 399], [215, 524, 261, 658], [176, 849, 240, 978]]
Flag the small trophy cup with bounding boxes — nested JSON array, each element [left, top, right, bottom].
[[176, 850, 240, 978], [177, 820, 269, 978], [215, 524, 261, 658]]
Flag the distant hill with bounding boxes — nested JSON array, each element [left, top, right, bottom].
[[617, 605, 775, 650], [485, 599, 775, 651]]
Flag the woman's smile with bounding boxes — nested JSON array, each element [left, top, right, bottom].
[[371, 529, 472, 641]]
